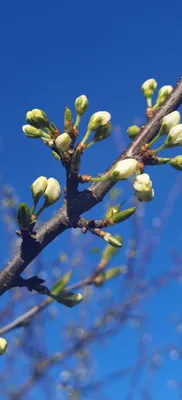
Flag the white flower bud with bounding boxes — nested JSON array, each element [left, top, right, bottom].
[[155, 85, 173, 107], [26, 109, 50, 129], [169, 156, 182, 170], [75, 95, 88, 116], [88, 111, 111, 132], [165, 124, 182, 148], [55, 133, 72, 152], [22, 125, 45, 138], [43, 178, 61, 206], [31, 176, 48, 205], [133, 173, 154, 202], [111, 159, 138, 180], [141, 79, 157, 96], [160, 111, 181, 134], [158, 85, 173, 98], [0, 338, 7, 355]]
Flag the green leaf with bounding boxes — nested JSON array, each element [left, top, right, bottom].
[[47, 270, 72, 304], [51, 270, 72, 295], [106, 235, 122, 248], [52, 291, 83, 307], [102, 234, 122, 259], [112, 207, 136, 224]]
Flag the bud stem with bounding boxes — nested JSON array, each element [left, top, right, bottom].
[[147, 98, 152, 107], [152, 144, 166, 154], [157, 157, 171, 164], [85, 140, 95, 149], [75, 114, 81, 128], [81, 130, 91, 145], [31, 205, 36, 215], [148, 131, 161, 148], [35, 203, 47, 218], [90, 176, 109, 182]]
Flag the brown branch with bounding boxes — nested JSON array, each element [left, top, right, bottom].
[[1, 76, 182, 296], [0, 277, 91, 335], [10, 287, 181, 400]]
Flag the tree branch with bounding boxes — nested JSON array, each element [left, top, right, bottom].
[[1, 76, 182, 296]]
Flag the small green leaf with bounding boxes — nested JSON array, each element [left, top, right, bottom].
[[105, 234, 122, 248], [53, 291, 83, 307], [47, 270, 72, 304], [51, 270, 72, 295], [103, 234, 122, 257], [112, 207, 136, 224]]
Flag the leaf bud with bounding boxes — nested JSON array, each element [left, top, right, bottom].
[[17, 202, 32, 229]]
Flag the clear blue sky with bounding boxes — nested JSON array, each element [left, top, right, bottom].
[[1, 0, 182, 399]]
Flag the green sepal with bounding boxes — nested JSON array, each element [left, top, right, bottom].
[[94, 122, 111, 142]]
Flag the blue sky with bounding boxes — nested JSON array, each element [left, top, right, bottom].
[[1, 0, 182, 398]]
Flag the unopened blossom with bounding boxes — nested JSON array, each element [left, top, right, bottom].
[[141, 79, 157, 93], [155, 85, 173, 107], [141, 79, 157, 99], [158, 85, 173, 98], [43, 178, 61, 206], [88, 111, 111, 132], [75, 95, 88, 116], [169, 156, 182, 170], [55, 133, 72, 152], [22, 125, 46, 139], [26, 109, 50, 129], [31, 176, 48, 205], [160, 111, 181, 134], [111, 159, 138, 180], [133, 173, 154, 202], [165, 124, 182, 148]]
